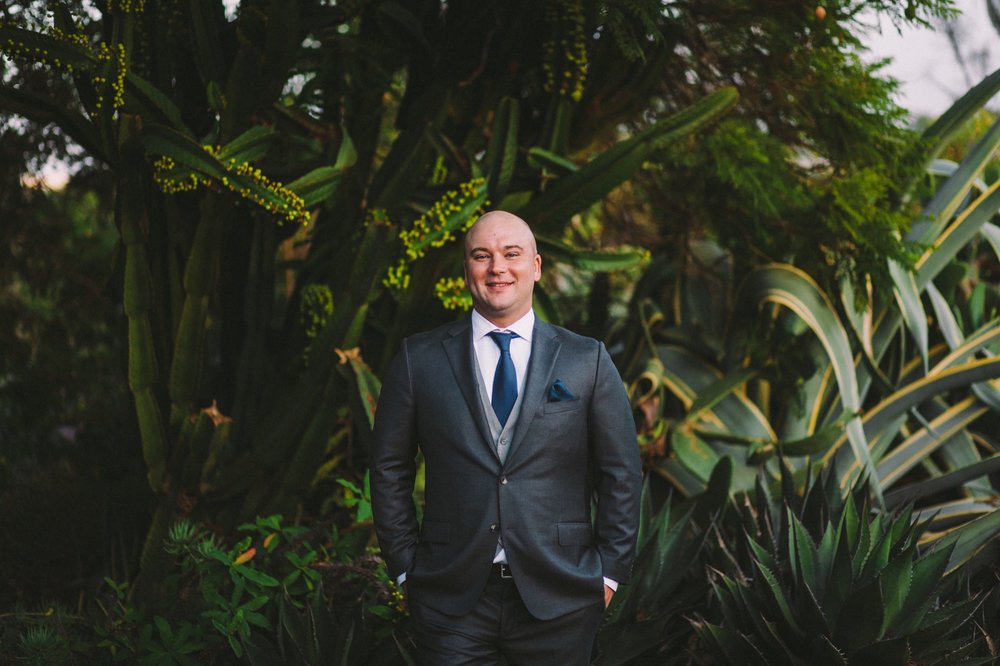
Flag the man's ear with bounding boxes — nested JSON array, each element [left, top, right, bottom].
[[533, 253, 542, 281]]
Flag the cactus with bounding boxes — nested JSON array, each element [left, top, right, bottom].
[[0, 1, 733, 585]]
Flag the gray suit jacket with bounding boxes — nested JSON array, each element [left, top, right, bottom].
[[371, 315, 641, 620]]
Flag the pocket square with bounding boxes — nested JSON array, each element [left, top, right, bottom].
[[547, 379, 577, 402]]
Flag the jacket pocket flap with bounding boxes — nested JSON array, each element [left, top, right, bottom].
[[420, 520, 452, 544], [543, 399, 582, 414], [557, 522, 593, 546]]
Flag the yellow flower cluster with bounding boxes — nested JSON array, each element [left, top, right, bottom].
[[152, 156, 207, 193], [383, 177, 488, 291], [231, 160, 310, 226], [1, 24, 83, 75], [152, 151, 310, 226], [106, 0, 147, 13], [299, 284, 334, 363], [0, 22, 127, 112], [435, 276, 472, 311], [92, 42, 127, 112], [542, 0, 587, 102]]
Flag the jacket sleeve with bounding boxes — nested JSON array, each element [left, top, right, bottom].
[[370, 340, 420, 579], [590, 341, 642, 584]]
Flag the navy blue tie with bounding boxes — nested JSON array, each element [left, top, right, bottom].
[[489, 331, 518, 427]]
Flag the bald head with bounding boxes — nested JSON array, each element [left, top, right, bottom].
[[465, 211, 537, 255], [463, 210, 541, 327]]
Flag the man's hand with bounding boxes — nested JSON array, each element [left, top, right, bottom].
[[604, 584, 615, 608]]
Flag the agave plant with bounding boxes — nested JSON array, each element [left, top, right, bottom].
[[594, 459, 733, 666], [616, 67, 1000, 543], [693, 463, 995, 665]]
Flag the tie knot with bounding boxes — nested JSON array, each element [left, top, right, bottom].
[[488, 331, 517, 353]]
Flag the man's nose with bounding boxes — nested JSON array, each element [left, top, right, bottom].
[[489, 258, 507, 273]]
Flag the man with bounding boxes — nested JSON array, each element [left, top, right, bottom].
[[371, 210, 641, 664]]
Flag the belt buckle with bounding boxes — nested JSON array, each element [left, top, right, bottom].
[[499, 563, 512, 579]]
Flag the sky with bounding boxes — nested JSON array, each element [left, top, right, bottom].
[[863, 0, 1000, 118]]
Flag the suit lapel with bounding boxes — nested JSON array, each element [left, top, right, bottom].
[[506, 320, 560, 464], [442, 317, 497, 459]]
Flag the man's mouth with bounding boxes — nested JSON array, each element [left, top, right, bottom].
[[487, 281, 513, 288]]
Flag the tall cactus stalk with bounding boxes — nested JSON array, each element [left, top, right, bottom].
[[119, 118, 169, 493]]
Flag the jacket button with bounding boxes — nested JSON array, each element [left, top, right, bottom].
[[490, 523, 497, 532], [500, 476, 508, 485]]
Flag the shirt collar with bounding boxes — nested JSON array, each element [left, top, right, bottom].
[[471, 308, 534, 343]]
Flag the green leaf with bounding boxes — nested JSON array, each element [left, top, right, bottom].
[[888, 259, 928, 373], [753, 558, 805, 638], [830, 579, 884, 654], [657, 346, 775, 440], [0, 86, 104, 160], [980, 221, 1000, 262], [526, 147, 579, 174], [885, 454, 1000, 509], [671, 429, 720, 483], [685, 368, 757, 424], [876, 396, 989, 490], [892, 545, 952, 635], [0, 25, 97, 69], [789, 511, 820, 593], [849, 637, 909, 665], [703, 621, 771, 665], [124, 71, 185, 129], [739, 264, 879, 501], [918, 67, 1000, 190], [916, 178, 1000, 289], [830, 357, 1000, 486], [535, 235, 647, 272], [808, 634, 848, 666], [516, 87, 738, 229], [781, 415, 851, 457], [929, 318, 1000, 374], [188, 0, 227, 85], [234, 566, 280, 588], [487, 96, 520, 200], [217, 126, 278, 164], [913, 498, 997, 532], [144, 124, 228, 179]]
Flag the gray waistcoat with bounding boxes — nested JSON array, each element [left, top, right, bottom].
[[473, 355, 524, 464]]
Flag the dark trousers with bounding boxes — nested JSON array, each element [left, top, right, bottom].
[[409, 573, 605, 666]]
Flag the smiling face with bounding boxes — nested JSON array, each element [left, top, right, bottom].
[[463, 211, 542, 328]]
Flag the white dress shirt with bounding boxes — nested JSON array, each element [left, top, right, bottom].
[[471, 308, 533, 404]]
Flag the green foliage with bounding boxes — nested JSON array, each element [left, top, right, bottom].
[[694, 465, 993, 664], [597, 1, 959, 294], [92, 511, 405, 663], [5, 0, 1000, 660], [617, 78, 1000, 521]]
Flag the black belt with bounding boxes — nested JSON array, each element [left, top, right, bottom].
[[490, 562, 513, 580]]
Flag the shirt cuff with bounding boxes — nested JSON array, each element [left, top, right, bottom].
[[396, 572, 407, 586], [603, 577, 618, 591]]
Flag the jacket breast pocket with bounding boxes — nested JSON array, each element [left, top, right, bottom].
[[420, 520, 452, 544], [557, 522, 593, 546], [543, 399, 582, 415]]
